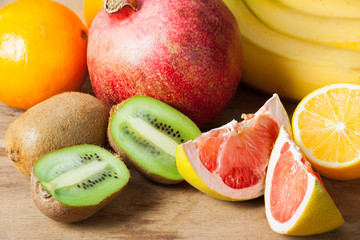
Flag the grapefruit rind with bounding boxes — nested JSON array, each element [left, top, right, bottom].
[[176, 144, 236, 201], [265, 127, 345, 236], [292, 83, 360, 180], [176, 94, 291, 201]]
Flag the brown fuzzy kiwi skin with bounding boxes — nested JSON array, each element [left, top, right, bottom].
[[30, 170, 123, 223], [108, 102, 183, 185], [5, 92, 109, 178]]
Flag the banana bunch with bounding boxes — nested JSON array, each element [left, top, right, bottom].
[[223, 0, 360, 101]]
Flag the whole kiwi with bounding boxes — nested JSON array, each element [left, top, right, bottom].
[[5, 92, 109, 178], [30, 171, 117, 223]]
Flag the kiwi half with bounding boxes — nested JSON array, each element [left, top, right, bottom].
[[108, 96, 201, 184], [32, 144, 130, 222]]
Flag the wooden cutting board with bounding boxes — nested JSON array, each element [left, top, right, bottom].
[[1, 1, 360, 239]]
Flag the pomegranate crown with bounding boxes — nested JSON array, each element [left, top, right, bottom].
[[104, 0, 138, 14]]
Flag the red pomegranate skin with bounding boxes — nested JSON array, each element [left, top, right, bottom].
[[87, 0, 242, 126]]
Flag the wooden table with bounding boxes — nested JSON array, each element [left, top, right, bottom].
[[1, 1, 359, 239]]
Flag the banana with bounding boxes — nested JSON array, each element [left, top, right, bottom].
[[222, 0, 360, 101], [279, 0, 360, 19], [243, 0, 360, 51]]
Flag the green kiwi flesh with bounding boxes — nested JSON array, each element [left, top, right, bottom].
[[108, 96, 201, 183], [33, 144, 130, 206]]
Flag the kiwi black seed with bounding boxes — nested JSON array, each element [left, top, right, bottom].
[[32, 144, 130, 223], [108, 96, 201, 184]]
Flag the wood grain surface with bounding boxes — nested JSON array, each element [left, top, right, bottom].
[[1, 1, 359, 239]]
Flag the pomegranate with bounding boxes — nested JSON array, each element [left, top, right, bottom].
[[87, 0, 242, 126]]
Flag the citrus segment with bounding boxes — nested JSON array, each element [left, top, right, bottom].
[[176, 94, 291, 200], [175, 145, 233, 201], [292, 83, 360, 180], [270, 142, 312, 223], [195, 114, 279, 190], [265, 127, 344, 236]]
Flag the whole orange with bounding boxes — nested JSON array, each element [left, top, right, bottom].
[[83, 0, 104, 27], [0, 0, 88, 109]]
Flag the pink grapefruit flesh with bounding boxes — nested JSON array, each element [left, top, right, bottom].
[[270, 142, 308, 223], [265, 127, 344, 235], [195, 114, 279, 190], [181, 94, 290, 200]]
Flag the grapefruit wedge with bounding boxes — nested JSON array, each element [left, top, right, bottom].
[[176, 94, 290, 200], [265, 127, 344, 236]]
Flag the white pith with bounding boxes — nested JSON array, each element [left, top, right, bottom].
[[44, 160, 108, 191], [126, 115, 179, 157], [184, 94, 291, 199], [293, 83, 360, 167], [265, 127, 315, 233]]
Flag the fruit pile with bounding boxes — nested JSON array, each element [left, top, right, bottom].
[[6, 92, 202, 222], [176, 89, 349, 236], [1, 0, 360, 237], [223, 0, 360, 101]]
